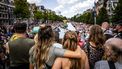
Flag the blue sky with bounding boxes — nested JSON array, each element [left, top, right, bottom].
[[27, 0, 97, 18]]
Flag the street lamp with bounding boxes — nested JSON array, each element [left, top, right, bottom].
[[93, 7, 97, 25]]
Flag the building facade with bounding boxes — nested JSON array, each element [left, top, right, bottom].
[[106, 0, 118, 16], [0, 0, 15, 25], [29, 3, 36, 23], [95, 0, 119, 23], [97, 0, 118, 16]]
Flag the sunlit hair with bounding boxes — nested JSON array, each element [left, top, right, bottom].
[[106, 45, 122, 62], [104, 38, 122, 62], [34, 24, 54, 69], [62, 31, 84, 69], [89, 25, 105, 49]]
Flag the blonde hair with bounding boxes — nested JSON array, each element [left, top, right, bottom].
[[34, 25, 54, 69], [62, 31, 85, 69]]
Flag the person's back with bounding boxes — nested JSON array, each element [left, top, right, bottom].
[[53, 58, 71, 69], [52, 50, 88, 69], [61, 58, 71, 69], [8, 37, 34, 67], [6, 23, 35, 69], [52, 31, 89, 69]]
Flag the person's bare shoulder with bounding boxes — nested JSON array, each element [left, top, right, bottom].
[[61, 58, 71, 69]]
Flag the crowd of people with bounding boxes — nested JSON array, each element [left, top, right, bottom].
[[0, 21, 122, 69]]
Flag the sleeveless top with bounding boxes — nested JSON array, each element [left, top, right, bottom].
[[84, 42, 104, 69]]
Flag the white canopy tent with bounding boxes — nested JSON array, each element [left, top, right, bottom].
[[58, 22, 76, 39], [66, 22, 76, 31]]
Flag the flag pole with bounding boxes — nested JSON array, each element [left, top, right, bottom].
[[94, 1, 97, 25]]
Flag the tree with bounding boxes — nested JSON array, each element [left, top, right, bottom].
[[34, 11, 43, 19], [96, 7, 109, 25], [71, 15, 77, 21], [47, 11, 67, 22], [112, 0, 122, 22], [89, 12, 94, 24], [14, 0, 30, 19], [71, 11, 94, 24], [82, 12, 94, 24]]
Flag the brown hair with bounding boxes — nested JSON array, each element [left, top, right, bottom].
[[34, 25, 54, 69], [62, 31, 84, 69], [89, 25, 105, 49]]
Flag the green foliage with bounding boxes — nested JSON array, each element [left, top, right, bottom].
[[71, 7, 109, 25], [112, 0, 122, 22], [71, 11, 94, 24], [34, 11, 43, 19], [47, 11, 66, 22], [96, 7, 109, 25], [82, 12, 94, 24], [14, 0, 30, 18]]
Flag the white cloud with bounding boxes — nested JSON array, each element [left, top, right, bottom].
[[70, 0, 94, 12], [62, 0, 94, 17], [54, 5, 64, 11], [57, 0, 79, 5], [27, 0, 96, 17], [61, 10, 74, 18], [54, 0, 81, 17], [57, 0, 67, 5], [27, 0, 42, 6], [62, 11, 69, 14], [68, 0, 79, 4]]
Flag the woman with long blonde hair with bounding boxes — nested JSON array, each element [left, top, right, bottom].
[[29, 24, 85, 69], [52, 31, 89, 69]]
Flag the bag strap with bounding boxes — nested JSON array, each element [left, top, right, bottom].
[[86, 42, 90, 58], [108, 61, 116, 69], [104, 29, 107, 33], [45, 63, 51, 69]]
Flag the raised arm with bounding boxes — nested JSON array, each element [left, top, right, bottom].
[[54, 46, 82, 58], [63, 46, 82, 58]]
